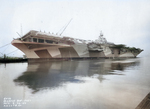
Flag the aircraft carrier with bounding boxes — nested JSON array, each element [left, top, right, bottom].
[[11, 30, 143, 62]]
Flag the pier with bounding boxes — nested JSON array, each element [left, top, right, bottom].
[[135, 92, 150, 109]]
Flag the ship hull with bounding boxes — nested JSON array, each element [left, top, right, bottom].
[[11, 40, 141, 62]]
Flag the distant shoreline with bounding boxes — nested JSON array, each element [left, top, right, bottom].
[[0, 58, 27, 63]]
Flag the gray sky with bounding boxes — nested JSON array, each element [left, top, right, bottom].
[[0, 0, 150, 57]]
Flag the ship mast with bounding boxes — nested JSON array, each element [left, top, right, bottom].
[[60, 18, 73, 36], [98, 31, 107, 44]]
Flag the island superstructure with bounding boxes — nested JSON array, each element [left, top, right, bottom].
[[11, 30, 143, 61]]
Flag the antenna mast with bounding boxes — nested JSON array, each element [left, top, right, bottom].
[[60, 18, 73, 36], [16, 24, 23, 38], [16, 32, 22, 37], [21, 24, 23, 36]]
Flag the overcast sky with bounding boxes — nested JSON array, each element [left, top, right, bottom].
[[0, 0, 150, 57]]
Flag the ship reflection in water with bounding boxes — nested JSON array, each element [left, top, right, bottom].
[[14, 59, 139, 93], [4, 58, 149, 109]]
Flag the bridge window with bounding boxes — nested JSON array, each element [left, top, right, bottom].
[[23, 39, 27, 41], [38, 39, 44, 43], [33, 38, 37, 42]]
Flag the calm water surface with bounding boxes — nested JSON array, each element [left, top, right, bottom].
[[0, 57, 150, 109]]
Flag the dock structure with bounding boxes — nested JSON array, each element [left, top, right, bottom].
[[135, 92, 150, 109]]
